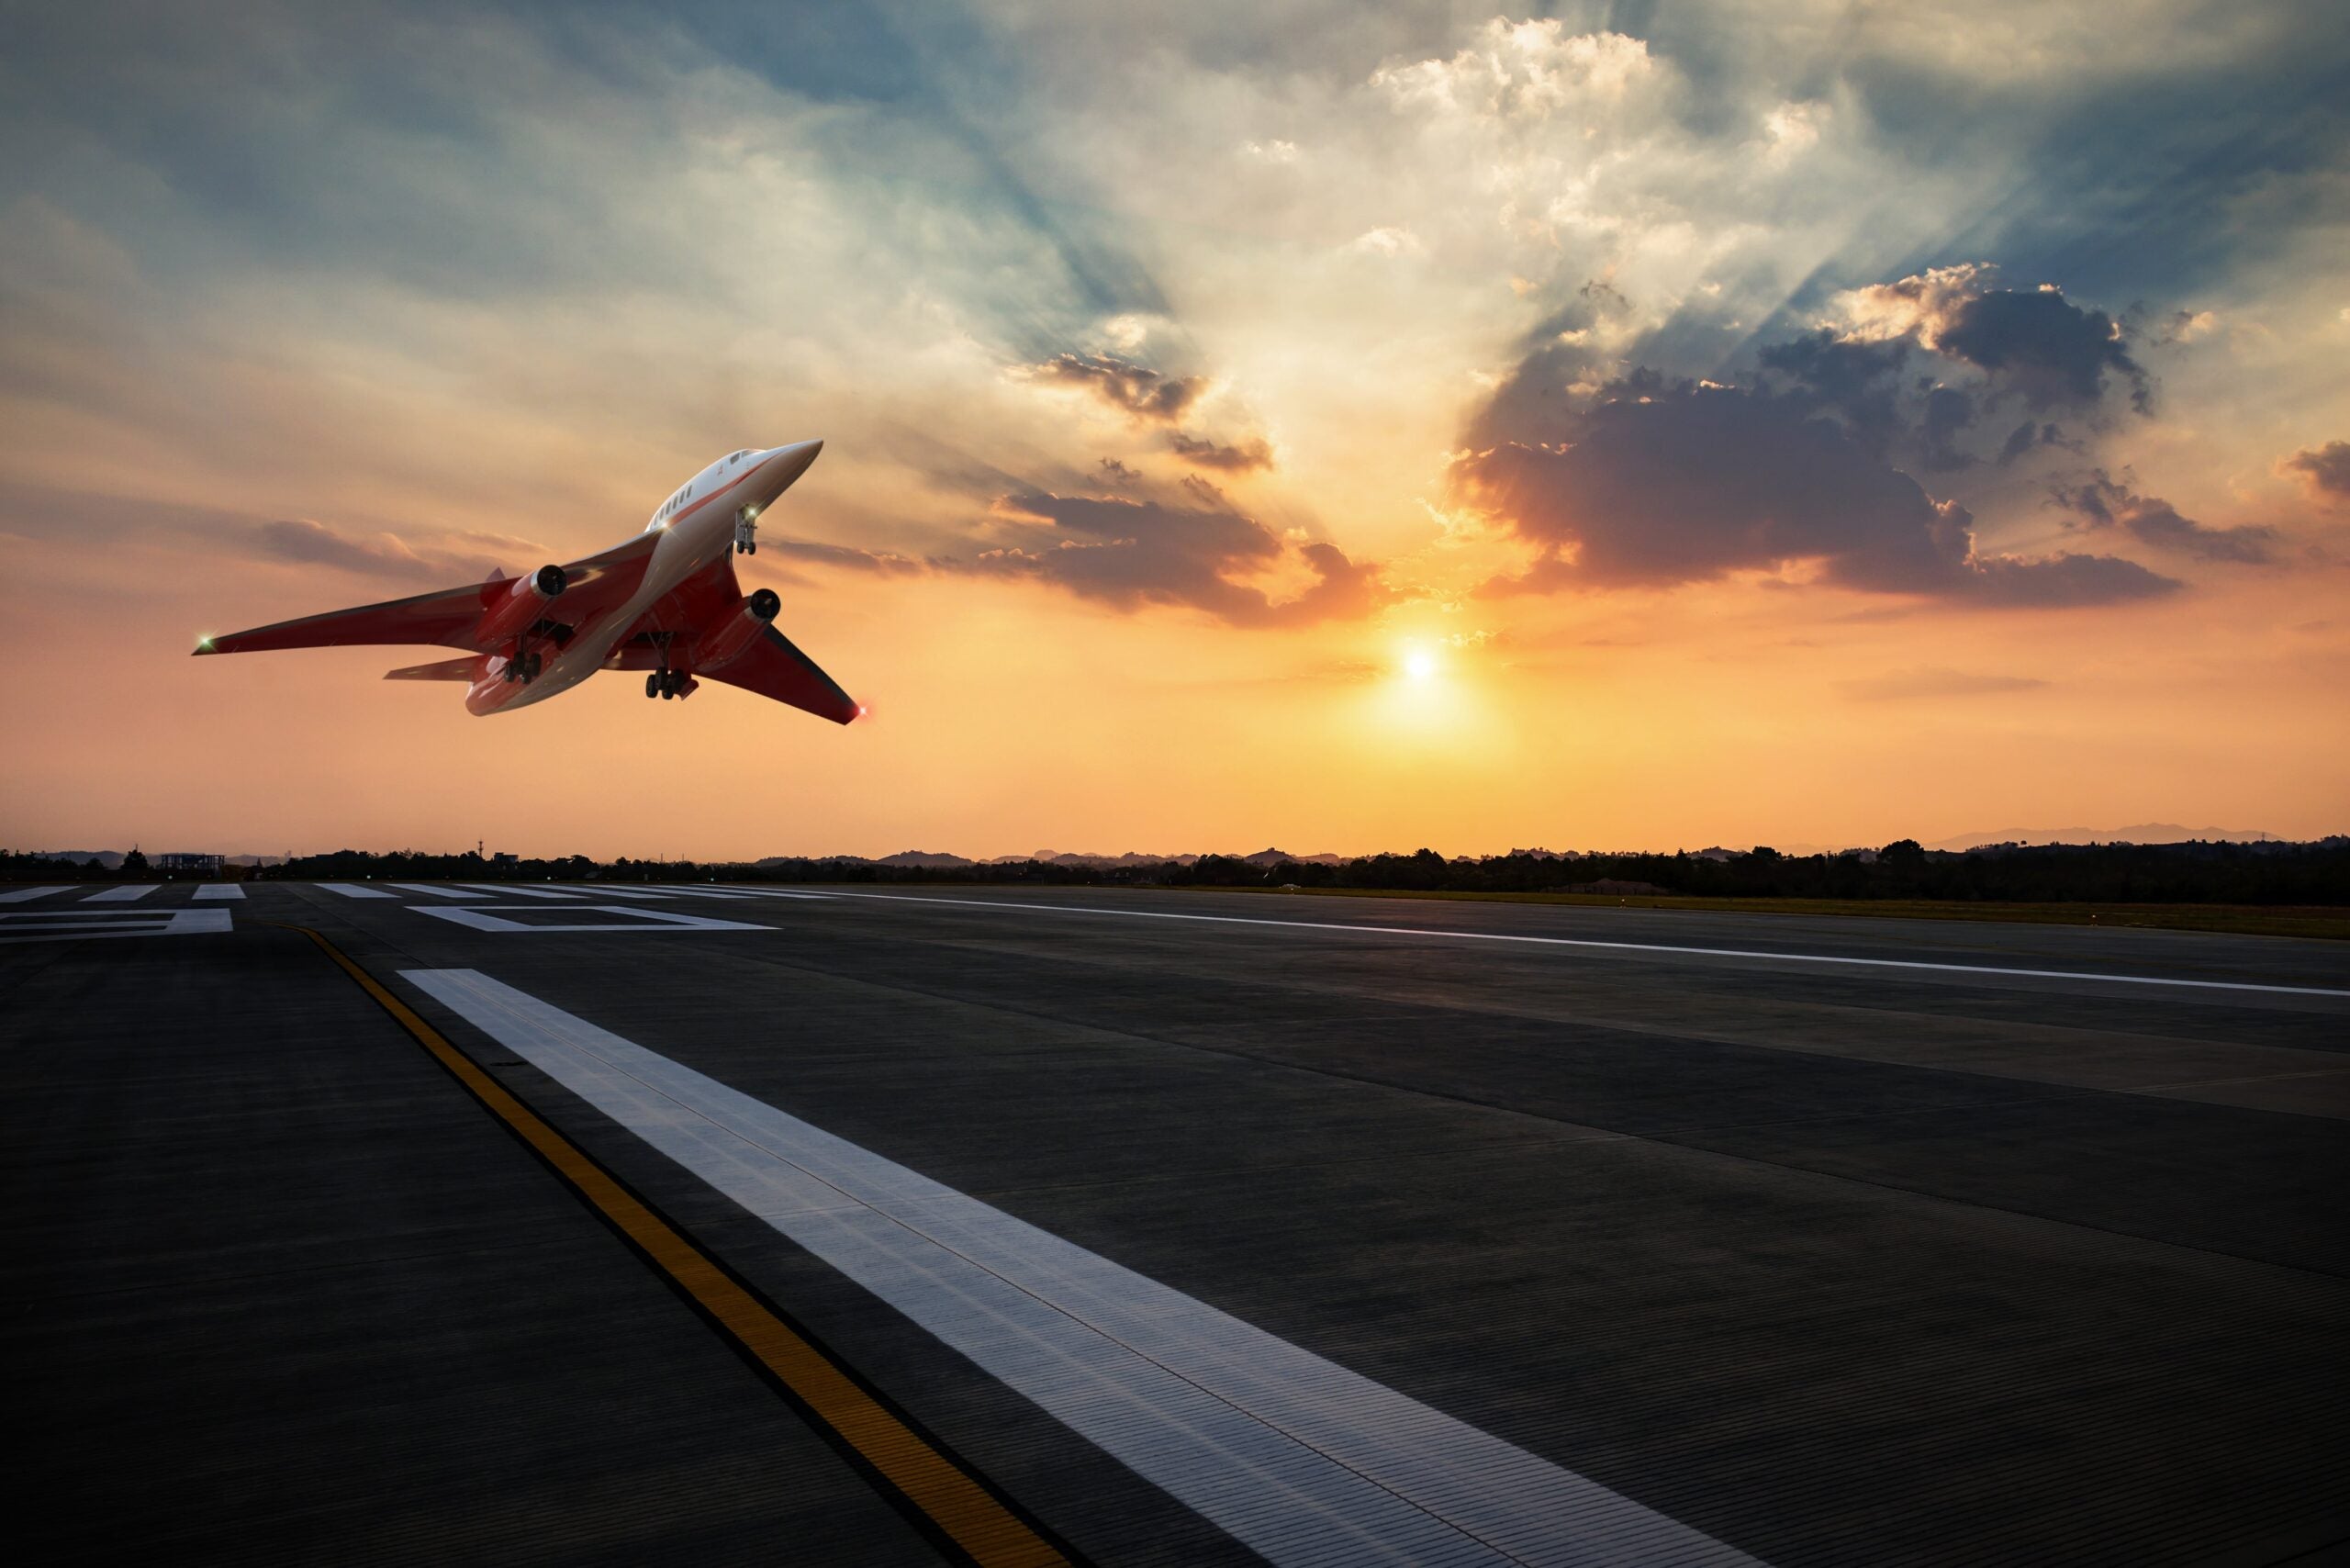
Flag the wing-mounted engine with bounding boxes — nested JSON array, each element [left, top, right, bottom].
[[688, 588, 782, 672], [476, 564, 569, 686]]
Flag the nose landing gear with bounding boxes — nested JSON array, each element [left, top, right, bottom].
[[733, 504, 759, 555]]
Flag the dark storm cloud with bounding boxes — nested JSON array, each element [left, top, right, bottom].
[[1024, 353, 1207, 424], [2052, 473, 2277, 565], [1166, 431, 1275, 473], [1455, 378, 2179, 609], [1834, 268, 2150, 414], [1932, 289, 2148, 412], [1755, 331, 1914, 456], [2285, 441, 2350, 504], [1998, 420, 2082, 465], [955, 482, 1384, 627]]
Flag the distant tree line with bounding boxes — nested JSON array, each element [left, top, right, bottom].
[[8, 839, 2345, 905]]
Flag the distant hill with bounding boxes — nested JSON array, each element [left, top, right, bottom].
[[1013, 851, 1202, 867], [1927, 823, 2281, 851], [30, 848, 124, 868]]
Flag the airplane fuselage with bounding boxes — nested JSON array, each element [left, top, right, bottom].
[[464, 441, 822, 714]]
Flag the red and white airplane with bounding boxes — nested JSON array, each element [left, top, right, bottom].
[[196, 441, 859, 723]]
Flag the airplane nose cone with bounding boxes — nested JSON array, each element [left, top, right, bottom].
[[759, 440, 822, 495]]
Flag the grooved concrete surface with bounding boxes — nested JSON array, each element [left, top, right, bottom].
[[6, 880, 2344, 1565]]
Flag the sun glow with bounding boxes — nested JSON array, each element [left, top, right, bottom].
[[1403, 645, 1440, 682]]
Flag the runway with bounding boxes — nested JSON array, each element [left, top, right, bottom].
[[7, 880, 2345, 1565]]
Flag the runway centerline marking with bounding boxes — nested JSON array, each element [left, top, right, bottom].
[[413, 904, 767, 934], [404, 968, 1762, 1568], [819, 893, 2350, 1000]]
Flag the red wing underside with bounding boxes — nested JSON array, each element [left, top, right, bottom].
[[197, 533, 662, 655], [602, 555, 859, 723], [702, 626, 861, 724]]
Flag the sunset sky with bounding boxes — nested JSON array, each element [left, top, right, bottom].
[[3, 1, 2345, 859]]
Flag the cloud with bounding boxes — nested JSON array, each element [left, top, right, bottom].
[[1167, 431, 1275, 473], [2052, 473, 2277, 564], [1839, 666, 2051, 700], [1017, 352, 1206, 424], [2285, 441, 2350, 505], [764, 537, 929, 576], [1835, 264, 2150, 412], [1454, 376, 2179, 608], [250, 517, 534, 582], [957, 483, 1384, 627]]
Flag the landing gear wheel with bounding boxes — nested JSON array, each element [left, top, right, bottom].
[[645, 673, 661, 700], [527, 651, 544, 680]]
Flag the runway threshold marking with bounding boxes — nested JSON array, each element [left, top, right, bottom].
[[821, 893, 2350, 1000], [81, 885, 158, 902], [286, 927, 1071, 1568], [0, 909, 232, 943], [193, 883, 244, 901], [403, 968, 1763, 1568], [386, 883, 488, 900], [0, 887, 69, 902], [318, 882, 397, 900]]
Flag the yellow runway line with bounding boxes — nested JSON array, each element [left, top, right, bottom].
[[286, 924, 1070, 1568]]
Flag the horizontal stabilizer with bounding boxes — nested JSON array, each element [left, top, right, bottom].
[[385, 657, 478, 682]]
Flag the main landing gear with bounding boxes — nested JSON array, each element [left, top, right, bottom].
[[503, 649, 543, 683], [644, 668, 694, 700], [733, 504, 759, 555]]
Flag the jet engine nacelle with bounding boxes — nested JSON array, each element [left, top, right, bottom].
[[690, 588, 781, 671], [476, 564, 568, 645]]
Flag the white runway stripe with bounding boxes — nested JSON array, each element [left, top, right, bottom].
[[386, 884, 488, 900], [711, 888, 834, 901], [193, 884, 244, 900], [567, 886, 671, 900], [822, 892, 2350, 1001], [0, 909, 231, 942], [406, 969, 1761, 1568], [318, 882, 396, 899], [0, 887, 70, 903], [456, 883, 586, 900], [81, 885, 158, 902], [644, 885, 831, 901]]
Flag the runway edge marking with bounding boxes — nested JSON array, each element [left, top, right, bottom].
[[282, 924, 1073, 1568], [822, 893, 2350, 999]]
